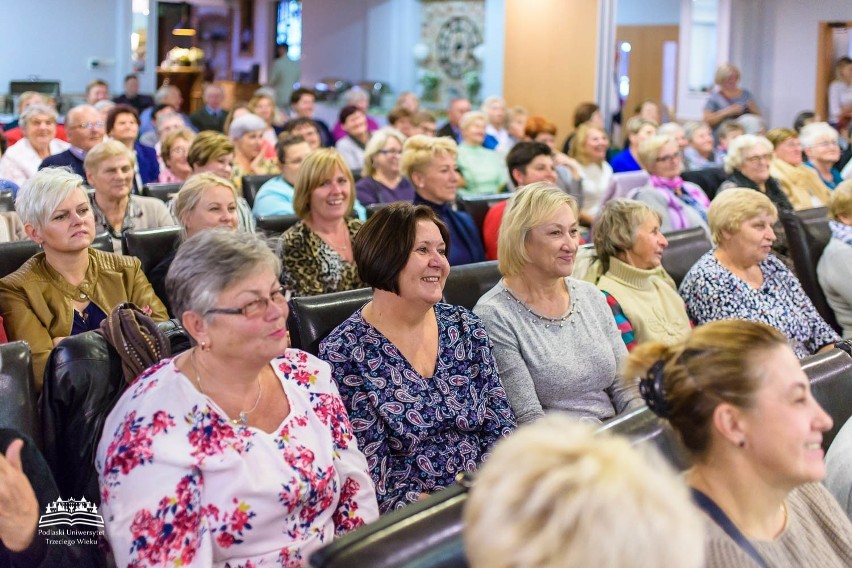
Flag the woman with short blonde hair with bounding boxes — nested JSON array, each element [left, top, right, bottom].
[[610, 115, 657, 173], [818, 179, 852, 338], [568, 122, 611, 225], [355, 127, 414, 206], [704, 63, 761, 129], [456, 111, 508, 196]]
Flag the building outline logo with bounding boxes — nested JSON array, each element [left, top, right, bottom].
[[38, 497, 105, 529]]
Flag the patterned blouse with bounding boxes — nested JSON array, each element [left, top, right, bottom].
[[96, 350, 379, 567], [318, 303, 516, 513], [679, 251, 840, 358], [277, 219, 366, 297]]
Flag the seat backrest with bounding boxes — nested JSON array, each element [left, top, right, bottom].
[[597, 407, 692, 470], [660, 226, 712, 288], [287, 288, 373, 356], [442, 260, 501, 310], [122, 226, 182, 277], [0, 341, 42, 450], [256, 214, 301, 238], [457, 194, 510, 235], [0, 234, 113, 279], [681, 167, 726, 200], [242, 174, 277, 208], [366, 203, 389, 219], [0, 189, 15, 212], [600, 170, 650, 206], [142, 182, 181, 202], [779, 210, 839, 332], [803, 344, 852, 450]]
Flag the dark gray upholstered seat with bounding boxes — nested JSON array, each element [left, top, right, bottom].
[[122, 226, 182, 278], [242, 174, 277, 209], [0, 233, 114, 279], [0, 341, 42, 450], [141, 182, 181, 202], [681, 167, 726, 200], [456, 193, 510, 234], [257, 214, 301, 238], [286, 288, 372, 356], [660, 226, 712, 288], [805, 341, 852, 450], [442, 261, 501, 310]]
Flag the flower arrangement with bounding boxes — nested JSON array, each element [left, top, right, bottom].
[[419, 69, 441, 102], [165, 47, 205, 68], [463, 70, 481, 104]]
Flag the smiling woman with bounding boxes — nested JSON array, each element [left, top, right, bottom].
[[0, 103, 69, 186]]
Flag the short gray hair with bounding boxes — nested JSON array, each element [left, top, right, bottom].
[[16, 167, 85, 228], [683, 121, 710, 142], [593, 199, 661, 272], [343, 87, 369, 106], [156, 111, 182, 129], [20, 104, 58, 130], [65, 104, 98, 129], [154, 84, 179, 105], [229, 113, 267, 141], [799, 121, 839, 149], [460, 110, 487, 131], [166, 229, 280, 320], [723, 134, 773, 174], [362, 127, 406, 177]]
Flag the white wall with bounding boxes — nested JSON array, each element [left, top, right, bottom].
[[301, 0, 368, 86]]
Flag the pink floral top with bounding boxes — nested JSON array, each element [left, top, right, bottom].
[[96, 349, 379, 567]]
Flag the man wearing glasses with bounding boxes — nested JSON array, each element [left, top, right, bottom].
[[38, 105, 105, 183]]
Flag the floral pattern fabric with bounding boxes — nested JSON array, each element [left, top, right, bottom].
[[318, 303, 516, 513], [96, 349, 379, 567], [679, 250, 840, 358]]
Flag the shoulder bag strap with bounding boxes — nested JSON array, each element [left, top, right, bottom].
[[691, 488, 769, 568]]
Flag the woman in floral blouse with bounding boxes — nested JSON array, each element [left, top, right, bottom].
[[679, 187, 839, 358], [96, 230, 378, 567], [319, 203, 516, 513]]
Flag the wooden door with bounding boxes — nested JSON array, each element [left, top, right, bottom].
[[616, 25, 679, 127]]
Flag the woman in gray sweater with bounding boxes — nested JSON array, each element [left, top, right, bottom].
[[474, 183, 635, 424], [818, 180, 852, 339]]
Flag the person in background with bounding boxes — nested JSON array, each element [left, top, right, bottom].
[[736, 113, 767, 137], [248, 92, 282, 152], [404, 135, 484, 266], [463, 416, 705, 568], [396, 91, 419, 112], [703, 63, 761, 131], [482, 95, 509, 150], [501, 105, 528, 154], [719, 134, 794, 213], [289, 88, 333, 147], [767, 127, 831, 210], [355, 127, 414, 206], [474, 184, 635, 425], [635, 99, 662, 125], [158, 128, 195, 183], [85, 79, 109, 106], [456, 111, 508, 196], [610, 116, 658, 173], [252, 134, 312, 217], [112, 73, 154, 114], [828, 56, 852, 130], [0, 104, 69, 187], [683, 121, 724, 171], [189, 83, 227, 133], [281, 116, 323, 151], [0, 210, 25, 242], [139, 84, 193, 137], [267, 42, 301, 111], [319, 202, 515, 513], [93, 100, 116, 126], [411, 111, 437, 137], [229, 113, 280, 191], [624, 319, 852, 567], [105, 104, 159, 191], [3, 92, 67, 146], [801, 122, 844, 190], [332, 88, 380, 142], [826, 415, 852, 521], [817, 180, 852, 339], [387, 106, 415, 138], [437, 97, 472, 142], [138, 104, 179, 149], [335, 105, 372, 173], [39, 104, 105, 183], [658, 122, 688, 152], [715, 119, 744, 160], [794, 111, 820, 133], [561, 101, 604, 154], [522, 116, 583, 203], [569, 122, 612, 225]]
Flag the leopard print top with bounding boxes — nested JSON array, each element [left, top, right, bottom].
[[277, 218, 366, 297]]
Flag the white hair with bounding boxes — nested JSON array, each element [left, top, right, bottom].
[[800, 121, 839, 149], [16, 167, 85, 228]]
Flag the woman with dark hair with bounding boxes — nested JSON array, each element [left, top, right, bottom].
[[624, 319, 852, 567], [106, 103, 159, 190], [319, 202, 515, 512]]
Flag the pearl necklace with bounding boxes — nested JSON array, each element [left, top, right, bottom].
[[502, 281, 579, 329], [192, 348, 262, 426]]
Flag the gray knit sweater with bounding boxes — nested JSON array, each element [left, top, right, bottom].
[[473, 277, 633, 424], [703, 483, 852, 567]]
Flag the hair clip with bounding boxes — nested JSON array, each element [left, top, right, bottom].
[[638, 359, 671, 418]]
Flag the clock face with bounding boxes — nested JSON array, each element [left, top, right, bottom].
[[435, 16, 482, 79]]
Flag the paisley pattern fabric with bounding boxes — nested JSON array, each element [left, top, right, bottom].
[[318, 303, 516, 513], [277, 218, 365, 297]]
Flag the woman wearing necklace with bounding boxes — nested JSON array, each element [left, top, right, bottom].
[[474, 183, 636, 425], [624, 319, 852, 567], [319, 203, 515, 513], [96, 230, 379, 566], [278, 148, 366, 296], [355, 127, 415, 205]]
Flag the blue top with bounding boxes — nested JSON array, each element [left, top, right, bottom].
[[70, 302, 107, 335], [252, 176, 368, 220], [318, 303, 516, 513], [805, 161, 844, 190], [414, 194, 485, 266], [609, 148, 643, 173]]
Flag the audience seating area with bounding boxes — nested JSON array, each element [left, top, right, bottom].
[[0, 232, 113, 278], [242, 174, 278, 208]]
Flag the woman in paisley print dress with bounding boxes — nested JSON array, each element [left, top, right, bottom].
[[319, 203, 516, 513], [96, 230, 378, 567], [277, 148, 366, 296]]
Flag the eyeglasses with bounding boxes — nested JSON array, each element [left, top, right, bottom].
[[809, 140, 839, 149], [655, 153, 682, 164], [377, 149, 402, 156], [73, 121, 105, 130], [204, 287, 291, 318], [744, 153, 772, 164]]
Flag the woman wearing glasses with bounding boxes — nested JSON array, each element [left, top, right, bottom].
[[355, 127, 415, 206], [800, 122, 844, 190], [97, 229, 379, 567], [718, 134, 794, 213], [631, 135, 711, 237]]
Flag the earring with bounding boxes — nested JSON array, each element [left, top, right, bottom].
[[200, 341, 210, 352], [738, 440, 746, 448]]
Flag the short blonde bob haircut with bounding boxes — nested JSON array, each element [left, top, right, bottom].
[[292, 148, 355, 219], [498, 183, 578, 277], [463, 415, 705, 568], [401, 135, 458, 179], [459, 110, 487, 131], [594, 199, 661, 273], [723, 134, 773, 174], [636, 135, 677, 172], [187, 131, 234, 169], [707, 187, 778, 245], [173, 173, 239, 237], [829, 179, 852, 222], [16, 167, 86, 229], [362, 127, 406, 177], [714, 62, 740, 86], [568, 122, 608, 165], [84, 139, 136, 174]]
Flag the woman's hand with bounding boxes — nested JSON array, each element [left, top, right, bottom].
[[250, 150, 267, 174], [0, 439, 39, 552], [553, 152, 582, 180]]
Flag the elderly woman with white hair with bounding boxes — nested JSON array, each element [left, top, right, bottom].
[[718, 134, 794, 213], [801, 122, 844, 190], [474, 183, 635, 424], [354, 127, 415, 205], [0, 168, 168, 385], [482, 95, 510, 151], [0, 103, 69, 186], [229, 112, 279, 191], [818, 180, 852, 339], [464, 415, 705, 568], [683, 121, 724, 171], [679, 188, 839, 358], [456, 110, 509, 196]]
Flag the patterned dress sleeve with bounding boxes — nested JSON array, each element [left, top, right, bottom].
[[601, 291, 637, 352]]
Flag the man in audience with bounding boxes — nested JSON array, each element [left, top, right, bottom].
[[189, 83, 228, 132], [38, 104, 104, 182], [3, 92, 67, 146], [85, 79, 110, 105], [139, 84, 193, 136], [252, 134, 312, 217], [289, 87, 333, 147], [113, 73, 154, 114], [139, 104, 177, 148], [411, 110, 437, 137], [438, 97, 497, 148]]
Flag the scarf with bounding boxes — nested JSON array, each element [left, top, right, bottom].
[[830, 219, 852, 247], [649, 175, 709, 228]]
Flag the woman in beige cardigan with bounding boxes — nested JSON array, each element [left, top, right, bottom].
[[767, 128, 831, 210]]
